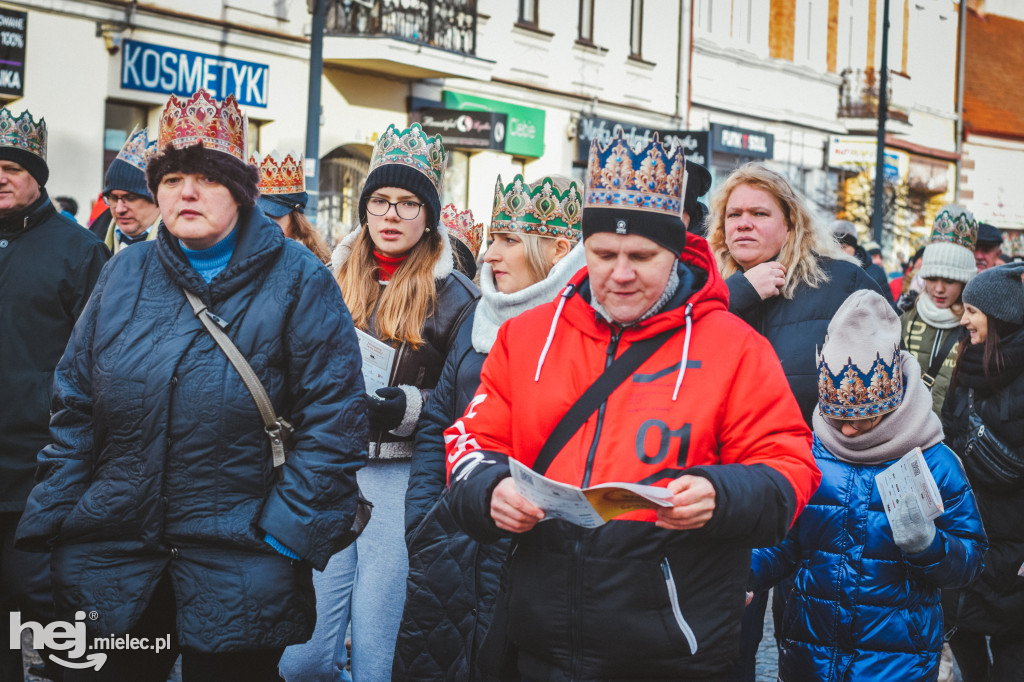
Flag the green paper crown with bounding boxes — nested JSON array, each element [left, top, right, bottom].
[[369, 123, 447, 194], [0, 108, 46, 160], [491, 175, 582, 242], [930, 205, 978, 251]]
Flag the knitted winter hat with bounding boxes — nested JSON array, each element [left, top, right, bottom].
[[920, 204, 977, 283], [359, 123, 446, 229], [976, 222, 1004, 247], [817, 290, 905, 419], [146, 144, 260, 208], [962, 262, 1024, 325], [683, 160, 711, 233], [103, 127, 155, 200]]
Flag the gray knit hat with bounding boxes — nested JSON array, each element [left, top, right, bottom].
[[817, 290, 905, 418], [962, 262, 1024, 325], [920, 204, 977, 283]]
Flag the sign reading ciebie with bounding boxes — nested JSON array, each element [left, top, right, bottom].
[[120, 40, 269, 108]]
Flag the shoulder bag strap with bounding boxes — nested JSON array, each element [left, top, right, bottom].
[[532, 326, 678, 475], [922, 328, 959, 389], [183, 289, 289, 468]]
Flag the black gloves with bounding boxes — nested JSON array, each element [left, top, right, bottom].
[[366, 386, 406, 432]]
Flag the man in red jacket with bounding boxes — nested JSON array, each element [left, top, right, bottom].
[[445, 132, 819, 680]]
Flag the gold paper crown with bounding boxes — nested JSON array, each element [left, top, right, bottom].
[[491, 175, 582, 242], [158, 89, 247, 161], [369, 123, 447, 194], [115, 126, 155, 172], [0, 108, 46, 160], [817, 349, 905, 419], [929, 205, 978, 252], [250, 151, 305, 195], [441, 204, 483, 256]]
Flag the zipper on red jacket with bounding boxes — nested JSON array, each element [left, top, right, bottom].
[[571, 325, 620, 679]]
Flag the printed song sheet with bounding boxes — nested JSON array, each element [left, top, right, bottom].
[[509, 459, 674, 528], [875, 447, 944, 527], [356, 329, 395, 394]]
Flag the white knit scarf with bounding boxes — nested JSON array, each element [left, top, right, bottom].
[[914, 292, 961, 330], [472, 244, 587, 354]]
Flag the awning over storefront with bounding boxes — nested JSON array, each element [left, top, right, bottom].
[[443, 91, 545, 158]]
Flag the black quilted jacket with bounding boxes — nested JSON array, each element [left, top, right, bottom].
[[394, 309, 508, 681], [16, 209, 367, 652]]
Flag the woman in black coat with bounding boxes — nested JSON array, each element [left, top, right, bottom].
[[941, 263, 1024, 682], [15, 90, 367, 681], [393, 174, 584, 681], [705, 162, 884, 681]]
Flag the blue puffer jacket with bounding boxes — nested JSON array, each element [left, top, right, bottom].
[[16, 208, 367, 652], [752, 438, 987, 682]]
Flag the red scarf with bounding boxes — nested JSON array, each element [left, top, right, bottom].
[[374, 249, 408, 281]]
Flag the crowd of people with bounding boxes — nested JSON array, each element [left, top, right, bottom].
[[1, 87, 1022, 682]]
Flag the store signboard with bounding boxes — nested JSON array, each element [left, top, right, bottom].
[[575, 116, 708, 166], [416, 108, 507, 151], [120, 40, 269, 108], [710, 123, 773, 159], [443, 91, 544, 157], [0, 9, 27, 97]]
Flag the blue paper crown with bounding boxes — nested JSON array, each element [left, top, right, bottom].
[[817, 349, 905, 419], [584, 130, 687, 217], [115, 126, 156, 172]]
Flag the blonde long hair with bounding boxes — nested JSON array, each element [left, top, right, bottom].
[[335, 225, 443, 348], [707, 162, 852, 299]]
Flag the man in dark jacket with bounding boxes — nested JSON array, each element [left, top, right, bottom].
[[99, 127, 160, 255], [0, 106, 109, 680], [444, 132, 819, 680]]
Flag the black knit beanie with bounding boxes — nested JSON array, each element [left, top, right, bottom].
[[0, 147, 48, 187], [683, 160, 711, 233], [358, 163, 441, 228], [104, 157, 152, 200], [582, 207, 686, 257], [146, 144, 260, 208], [962, 262, 1024, 325]]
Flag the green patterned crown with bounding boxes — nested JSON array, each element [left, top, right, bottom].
[[0, 107, 46, 160], [491, 175, 582, 242], [930, 204, 978, 251], [369, 123, 447, 194]]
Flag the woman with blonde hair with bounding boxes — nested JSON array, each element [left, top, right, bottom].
[[279, 124, 478, 682], [707, 161, 883, 681], [394, 174, 584, 680]]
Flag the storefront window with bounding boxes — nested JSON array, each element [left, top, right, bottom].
[[103, 101, 148, 180], [319, 146, 369, 246], [441, 151, 470, 211]]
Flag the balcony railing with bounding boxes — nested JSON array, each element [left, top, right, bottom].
[[325, 0, 477, 56], [838, 68, 910, 124]]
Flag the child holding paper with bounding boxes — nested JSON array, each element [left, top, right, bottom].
[[750, 290, 987, 682]]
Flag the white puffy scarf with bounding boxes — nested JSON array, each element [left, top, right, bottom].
[[914, 292, 961, 330], [472, 244, 586, 354]]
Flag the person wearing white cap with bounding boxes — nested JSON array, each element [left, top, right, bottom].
[[752, 289, 986, 682], [901, 204, 978, 416]]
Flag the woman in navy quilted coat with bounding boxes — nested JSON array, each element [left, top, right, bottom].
[[751, 291, 986, 682], [15, 90, 367, 681]]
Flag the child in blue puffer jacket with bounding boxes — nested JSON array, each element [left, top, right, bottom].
[[751, 289, 987, 682]]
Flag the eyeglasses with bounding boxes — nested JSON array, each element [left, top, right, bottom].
[[365, 197, 423, 220], [821, 412, 883, 432], [102, 191, 147, 206]]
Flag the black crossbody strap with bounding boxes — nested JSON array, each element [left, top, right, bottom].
[[923, 328, 959, 388], [531, 326, 678, 476]]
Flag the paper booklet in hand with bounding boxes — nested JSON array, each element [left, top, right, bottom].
[[509, 459, 673, 528], [875, 447, 944, 527]]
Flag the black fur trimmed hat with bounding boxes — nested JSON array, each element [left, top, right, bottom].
[[146, 143, 260, 209]]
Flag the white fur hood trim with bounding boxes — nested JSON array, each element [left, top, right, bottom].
[[330, 219, 454, 281]]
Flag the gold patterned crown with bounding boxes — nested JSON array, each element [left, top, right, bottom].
[[491, 175, 582, 242], [817, 349, 904, 419], [250, 151, 305, 195], [369, 123, 447, 194], [0, 107, 46, 160], [929, 204, 978, 251], [115, 126, 155, 171], [584, 130, 687, 218], [442, 204, 484, 256], [157, 89, 247, 161]]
